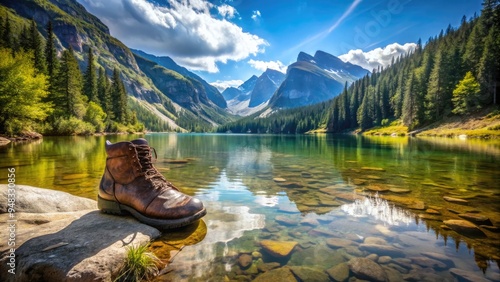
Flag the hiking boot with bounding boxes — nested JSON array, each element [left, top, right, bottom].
[[97, 138, 206, 229]]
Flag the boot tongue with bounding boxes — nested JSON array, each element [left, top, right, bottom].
[[131, 138, 149, 146]]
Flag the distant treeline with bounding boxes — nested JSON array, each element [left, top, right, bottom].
[[217, 1, 499, 134]]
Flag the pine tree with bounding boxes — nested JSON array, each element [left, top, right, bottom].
[[44, 21, 58, 78], [2, 15, 13, 49], [425, 49, 445, 121], [97, 67, 112, 118], [83, 47, 98, 103], [402, 73, 417, 128], [478, 24, 500, 104], [452, 71, 481, 115], [357, 90, 371, 130], [55, 48, 85, 118], [29, 20, 46, 74], [111, 68, 128, 123]]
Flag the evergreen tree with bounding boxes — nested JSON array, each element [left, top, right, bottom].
[[111, 68, 128, 123], [2, 15, 13, 49], [44, 21, 58, 79], [402, 73, 417, 128], [478, 24, 500, 104], [425, 49, 445, 121], [55, 48, 85, 118], [97, 67, 112, 118], [83, 47, 98, 103], [452, 71, 481, 115], [29, 20, 46, 74]]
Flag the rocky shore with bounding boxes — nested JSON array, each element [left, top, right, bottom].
[[0, 185, 160, 282]]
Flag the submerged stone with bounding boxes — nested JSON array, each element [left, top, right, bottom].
[[326, 262, 349, 282], [443, 219, 486, 238], [326, 238, 355, 249], [257, 262, 280, 272], [238, 254, 252, 268], [450, 268, 491, 282], [389, 188, 411, 193], [359, 243, 405, 257], [409, 256, 448, 270], [273, 177, 287, 182], [420, 252, 455, 268], [443, 196, 469, 205], [259, 240, 298, 257], [458, 213, 493, 226], [275, 215, 299, 226], [426, 208, 441, 215], [253, 267, 297, 282], [361, 167, 386, 171], [289, 266, 330, 282], [348, 257, 388, 282]]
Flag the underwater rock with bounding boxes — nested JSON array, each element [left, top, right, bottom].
[[288, 266, 330, 282], [273, 177, 287, 182], [361, 167, 386, 171], [260, 240, 298, 257], [253, 267, 297, 282], [443, 196, 469, 205], [359, 244, 405, 257], [326, 262, 349, 282], [409, 256, 448, 270], [348, 257, 388, 282], [326, 238, 355, 249], [458, 213, 493, 226], [449, 268, 491, 282], [364, 237, 388, 245], [389, 188, 411, 193], [257, 262, 280, 272], [238, 254, 253, 268], [420, 252, 455, 268], [443, 219, 486, 238], [275, 215, 300, 226]]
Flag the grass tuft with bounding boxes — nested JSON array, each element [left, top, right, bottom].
[[115, 244, 161, 282]]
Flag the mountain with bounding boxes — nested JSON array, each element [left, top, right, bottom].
[[249, 69, 286, 107], [223, 69, 285, 116], [131, 49, 227, 109], [269, 50, 369, 108], [0, 0, 231, 131]]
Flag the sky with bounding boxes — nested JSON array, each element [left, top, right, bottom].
[[77, 0, 483, 91]]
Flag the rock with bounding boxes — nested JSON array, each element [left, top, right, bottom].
[[238, 254, 253, 268], [352, 179, 367, 185], [289, 266, 330, 282], [420, 252, 455, 268], [361, 167, 385, 171], [458, 213, 493, 226], [278, 182, 304, 188], [449, 268, 491, 282], [326, 262, 349, 282], [252, 251, 262, 259], [273, 177, 287, 182], [301, 172, 313, 178], [378, 256, 391, 264], [364, 237, 387, 245], [326, 238, 355, 249], [443, 219, 486, 238], [366, 175, 382, 180], [333, 193, 365, 202], [348, 257, 388, 282], [0, 137, 11, 146], [257, 262, 280, 272], [425, 208, 441, 215], [0, 185, 96, 213], [389, 188, 411, 193], [301, 217, 320, 226], [443, 196, 468, 205], [366, 253, 379, 261], [365, 185, 390, 192], [359, 244, 405, 257], [480, 225, 500, 232], [409, 256, 447, 270], [260, 240, 298, 257], [380, 194, 425, 210], [253, 267, 297, 282], [0, 210, 160, 282], [319, 199, 342, 207], [276, 215, 300, 226], [308, 228, 338, 237]]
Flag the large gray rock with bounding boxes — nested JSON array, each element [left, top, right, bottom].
[[348, 257, 388, 282], [0, 185, 96, 213], [0, 186, 161, 282]]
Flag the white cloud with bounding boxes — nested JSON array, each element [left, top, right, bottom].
[[339, 42, 417, 71], [79, 0, 267, 73], [248, 59, 287, 73], [210, 79, 244, 92], [251, 10, 261, 21], [217, 4, 237, 19]]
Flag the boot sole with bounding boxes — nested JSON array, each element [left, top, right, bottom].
[[97, 196, 207, 230]]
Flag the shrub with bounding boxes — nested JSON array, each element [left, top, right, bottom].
[[115, 244, 160, 282], [52, 117, 96, 135]]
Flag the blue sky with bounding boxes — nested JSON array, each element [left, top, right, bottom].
[[78, 0, 483, 91]]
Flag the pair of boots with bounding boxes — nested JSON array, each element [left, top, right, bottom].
[[98, 138, 206, 229]]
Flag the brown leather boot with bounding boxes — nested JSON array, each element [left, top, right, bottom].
[[97, 138, 206, 229]]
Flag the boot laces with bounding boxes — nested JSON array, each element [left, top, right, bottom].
[[135, 144, 166, 187]]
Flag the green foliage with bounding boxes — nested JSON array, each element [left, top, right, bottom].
[[0, 48, 52, 136], [84, 101, 106, 132], [83, 47, 98, 103], [452, 71, 482, 115], [111, 68, 128, 123], [50, 116, 95, 136], [115, 244, 160, 282]]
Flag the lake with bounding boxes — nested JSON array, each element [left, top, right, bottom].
[[1, 133, 499, 281]]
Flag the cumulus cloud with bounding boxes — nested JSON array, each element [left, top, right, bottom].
[[339, 42, 417, 71], [217, 4, 237, 19], [210, 79, 244, 92], [248, 59, 287, 73], [79, 0, 267, 73], [251, 10, 261, 21]]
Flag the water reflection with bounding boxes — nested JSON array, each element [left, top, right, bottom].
[[341, 194, 414, 226]]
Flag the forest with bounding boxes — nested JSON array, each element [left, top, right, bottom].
[[0, 13, 146, 136], [217, 1, 500, 135]]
